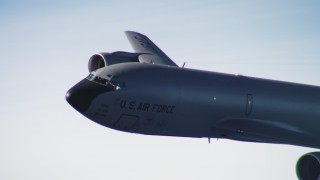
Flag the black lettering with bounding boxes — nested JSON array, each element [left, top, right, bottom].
[[120, 100, 127, 109], [161, 105, 168, 113], [170, 106, 175, 114], [143, 103, 150, 111], [150, 104, 175, 114], [136, 37, 156, 52], [140, 42, 149, 47], [129, 101, 135, 110], [152, 104, 158, 112], [165, 106, 171, 113], [167, 106, 174, 114], [137, 102, 143, 111]]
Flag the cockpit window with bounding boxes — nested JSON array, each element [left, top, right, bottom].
[[86, 74, 125, 91], [86, 74, 109, 86], [86, 74, 95, 81], [95, 76, 109, 85]]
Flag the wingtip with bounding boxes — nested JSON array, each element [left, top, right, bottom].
[[124, 31, 145, 37], [125, 30, 137, 34]]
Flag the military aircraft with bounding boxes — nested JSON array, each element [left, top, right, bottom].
[[66, 31, 320, 180]]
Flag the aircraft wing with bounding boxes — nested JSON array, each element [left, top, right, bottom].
[[125, 31, 178, 67]]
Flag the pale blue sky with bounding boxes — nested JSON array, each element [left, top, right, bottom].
[[1, 1, 320, 179]]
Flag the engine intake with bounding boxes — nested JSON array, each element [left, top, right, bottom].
[[88, 51, 141, 72], [296, 152, 320, 180]]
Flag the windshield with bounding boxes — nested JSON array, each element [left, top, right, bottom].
[[86, 74, 124, 91], [86, 74, 109, 86]]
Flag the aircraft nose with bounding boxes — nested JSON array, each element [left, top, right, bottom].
[[66, 79, 105, 113]]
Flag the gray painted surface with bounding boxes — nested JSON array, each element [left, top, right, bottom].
[[66, 31, 320, 179], [71, 62, 320, 149]]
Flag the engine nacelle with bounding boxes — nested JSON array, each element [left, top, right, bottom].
[[88, 51, 141, 72], [296, 152, 320, 180]]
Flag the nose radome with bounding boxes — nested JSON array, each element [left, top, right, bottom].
[[66, 80, 90, 112], [66, 79, 106, 113]]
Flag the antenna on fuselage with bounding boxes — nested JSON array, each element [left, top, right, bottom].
[[182, 62, 186, 68]]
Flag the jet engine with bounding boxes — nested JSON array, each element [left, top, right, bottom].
[[296, 152, 320, 180], [88, 51, 141, 72]]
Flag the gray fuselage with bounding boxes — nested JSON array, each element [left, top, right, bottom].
[[67, 62, 320, 149]]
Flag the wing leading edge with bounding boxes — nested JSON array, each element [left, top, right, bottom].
[[125, 31, 177, 67]]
